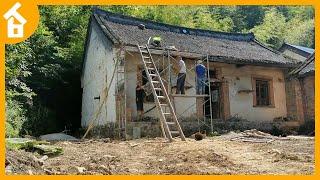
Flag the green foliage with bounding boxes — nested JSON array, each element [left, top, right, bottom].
[[6, 138, 63, 156], [251, 8, 287, 49], [232, 6, 265, 32], [5, 99, 27, 137], [5, 5, 315, 137], [22, 100, 58, 137], [285, 19, 315, 48]]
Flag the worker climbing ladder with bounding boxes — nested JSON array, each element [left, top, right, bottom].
[[137, 44, 186, 142]]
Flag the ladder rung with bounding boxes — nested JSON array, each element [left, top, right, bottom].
[[157, 96, 165, 98], [166, 122, 175, 125], [145, 61, 152, 64], [154, 88, 162, 90], [152, 81, 159, 83], [148, 68, 155, 70], [141, 50, 148, 53], [149, 74, 157, 76], [160, 103, 168, 106], [143, 56, 150, 59], [170, 131, 179, 134], [139, 45, 146, 48], [163, 112, 171, 115]]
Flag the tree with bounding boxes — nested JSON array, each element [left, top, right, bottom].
[[284, 19, 314, 48], [232, 6, 265, 32], [251, 8, 286, 49]]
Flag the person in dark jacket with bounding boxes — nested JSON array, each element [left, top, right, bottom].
[[136, 83, 145, 120], [195, 60, 207, 94]]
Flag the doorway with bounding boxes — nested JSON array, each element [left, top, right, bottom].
[[204, 81, 222, 119]]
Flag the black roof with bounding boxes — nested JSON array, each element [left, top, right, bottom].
[[290, 53, 315, 77], [92, 8, 294, 67], [279, 43, 314, 58]]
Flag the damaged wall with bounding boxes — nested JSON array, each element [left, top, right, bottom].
[[286, 75, 315, 123], [301, 76, 315, 121], [124, 52, 197, 119], [217, 63, 287, 122]]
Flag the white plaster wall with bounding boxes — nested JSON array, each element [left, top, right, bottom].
[[221, 64, 287, 122], [172, 60, 197, 118], [81, 20, 116, 127]]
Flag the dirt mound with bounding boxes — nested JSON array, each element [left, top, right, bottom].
[[145, 149, 237, 175], [5, 149, 45, 175]]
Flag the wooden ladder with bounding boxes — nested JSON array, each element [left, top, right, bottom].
[[137, 44, 186, 142]]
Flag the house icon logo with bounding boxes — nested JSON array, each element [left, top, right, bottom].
[[3, 2, 27, 38]]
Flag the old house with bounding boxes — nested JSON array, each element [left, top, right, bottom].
[[81, 8, 300, 137]]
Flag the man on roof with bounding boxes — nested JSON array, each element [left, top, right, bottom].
[[150, 36, 162, 47]]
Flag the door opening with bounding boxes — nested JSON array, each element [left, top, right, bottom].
[[204, 82, 222, 119]]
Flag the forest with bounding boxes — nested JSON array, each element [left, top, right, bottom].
[[5, 5, 314, 137]]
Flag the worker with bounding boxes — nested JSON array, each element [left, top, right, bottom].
[[195, 60, 207, 94], [176, 56, 186, 94], [136, 83, 145, 120], [151, 36, 162, 47]]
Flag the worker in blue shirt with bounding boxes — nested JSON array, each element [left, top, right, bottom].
[[195, 60, 207, 94]]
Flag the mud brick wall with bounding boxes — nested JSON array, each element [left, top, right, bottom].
[[285, 75, 315, 124], [285, 78, 305, 123], [301, 76, 315, 121]]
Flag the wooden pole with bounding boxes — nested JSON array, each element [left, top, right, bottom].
[[206, 54, 214, 133]]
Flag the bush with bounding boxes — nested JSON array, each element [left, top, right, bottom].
[[5, 100, 27, 137], [21, 102, 59, 137]]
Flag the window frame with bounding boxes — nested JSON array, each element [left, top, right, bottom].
[[252, 75, 275, 108]]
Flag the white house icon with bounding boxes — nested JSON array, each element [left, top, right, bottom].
[[3, 2, 27, 38]]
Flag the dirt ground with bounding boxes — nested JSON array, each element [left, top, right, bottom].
[[6, 133, 314, 175]]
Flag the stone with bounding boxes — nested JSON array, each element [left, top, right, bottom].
[[132, 127, 141, 139], [39, 155, 49, 162], [77, 167, 86, 174], [40, 133, 78, 141], [5, 165, 13, 173]]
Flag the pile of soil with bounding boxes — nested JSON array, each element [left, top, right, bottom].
[[6, 149, 46, 175]]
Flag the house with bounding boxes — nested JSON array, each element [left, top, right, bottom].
[[3, 2, 27, 38], [81, 8, 298, 137], [279, 43, 314, 63], [285, 53, 315, 124]]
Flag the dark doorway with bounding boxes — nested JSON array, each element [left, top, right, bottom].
[[204, 81, 221, 119]]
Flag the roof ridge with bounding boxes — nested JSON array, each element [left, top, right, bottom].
[[93, 7, 255, 42], [289, 53, 315, 75], [280, 42, 314, 57], [284, 42, 314, 50]]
